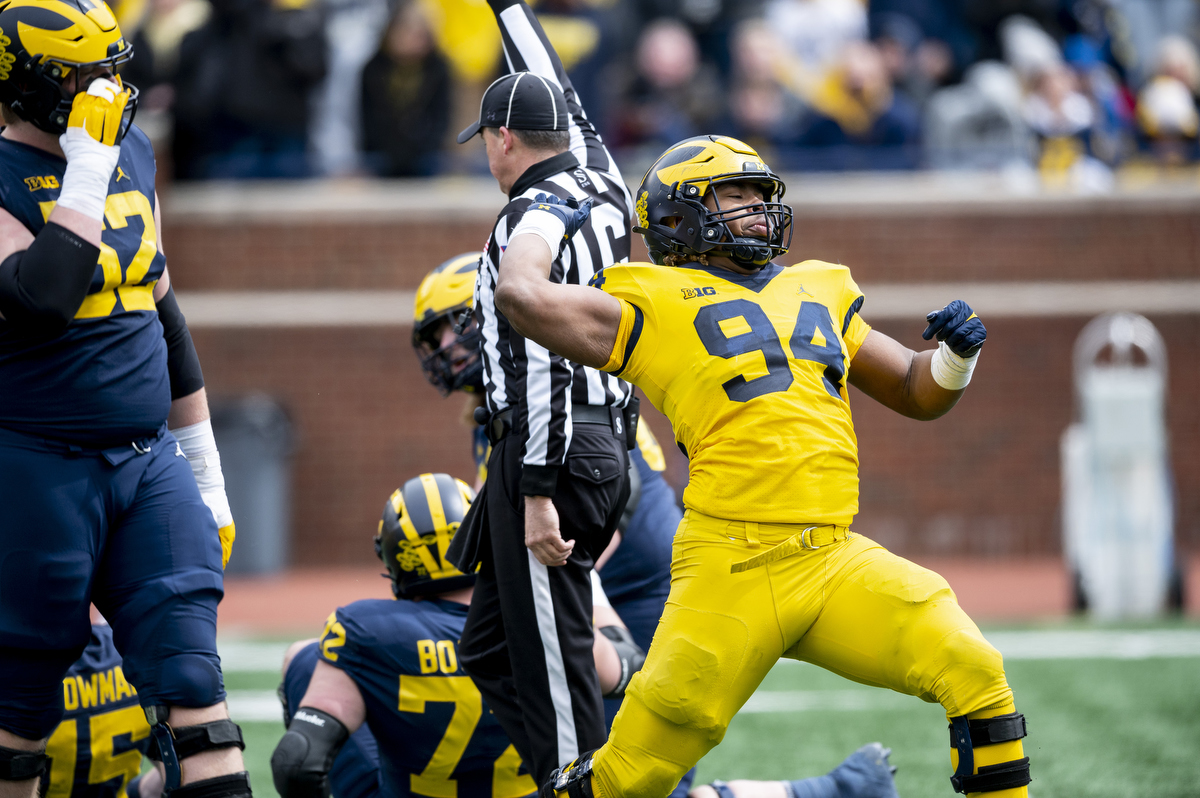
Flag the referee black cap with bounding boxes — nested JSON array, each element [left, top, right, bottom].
[[457, 72, 570, 144]]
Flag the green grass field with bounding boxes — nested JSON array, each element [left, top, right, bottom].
[[224, 624, 1200, 798]]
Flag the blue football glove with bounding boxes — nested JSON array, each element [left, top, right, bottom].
[[922, 299, 986, 357], [531, 192, 594, 241], [829, 743, 899, 798]]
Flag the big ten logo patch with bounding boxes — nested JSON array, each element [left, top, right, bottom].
[[24, 175, 60, 192], [681, 286, 717, 300], [0, 30, 14, 80], [417, 639, 459, 674]]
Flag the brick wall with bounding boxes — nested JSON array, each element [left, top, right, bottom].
[[168, 180, 1200, 565]]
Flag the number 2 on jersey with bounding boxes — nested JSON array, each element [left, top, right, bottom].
[[694, 299, 847, 401]]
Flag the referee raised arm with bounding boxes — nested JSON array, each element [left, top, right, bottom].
[[452, 0, 635, 785]]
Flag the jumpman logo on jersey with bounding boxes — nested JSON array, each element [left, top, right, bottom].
[[115, 166, 130, 183], [175, 443, 185, 458], [797, 284, 813, 297]]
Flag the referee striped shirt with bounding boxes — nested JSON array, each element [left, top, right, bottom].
[[474, 0, 634, 497]]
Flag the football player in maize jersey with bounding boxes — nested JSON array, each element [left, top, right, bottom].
[[42, 620, 150, 798], [411, 257, 899, 798], [0, 2, 247, 797], [492, 135, 1030, 798]]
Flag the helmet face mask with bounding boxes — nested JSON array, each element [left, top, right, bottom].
[[374, 473, 477, 599], [0, 0, 139, 135], [412, 253, 484, 396], [634, 136, 794, 271]]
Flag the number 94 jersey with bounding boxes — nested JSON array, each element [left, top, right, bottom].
[[318, 598, 535, 798], [592, 259, 872, 526]]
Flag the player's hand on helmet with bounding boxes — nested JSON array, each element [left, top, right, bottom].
[[60, 77, 131, 154], [530, 193, 594, 241], [922, 300, 986, 357], [525, 495, 574, 566]]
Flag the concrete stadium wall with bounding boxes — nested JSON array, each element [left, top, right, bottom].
[[163, 175, 1200, 565]]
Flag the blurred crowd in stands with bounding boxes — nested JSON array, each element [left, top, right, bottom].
[[111, 0, 1200, 184]]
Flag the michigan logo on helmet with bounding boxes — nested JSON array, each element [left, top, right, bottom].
[[413, 253, 484, 395], [634, 135, 793, 271], [375, 473, 477, 599], [0, 0, 137, 135]]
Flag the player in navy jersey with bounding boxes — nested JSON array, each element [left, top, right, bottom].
[[42, 621, 151, 798], [0, 3, 247, 798]]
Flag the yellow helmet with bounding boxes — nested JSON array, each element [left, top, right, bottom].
[[412, 253, 483, 395], [0, 0, 137, 134], [374, 473, 477, 599], [633, 135, 792, 270]]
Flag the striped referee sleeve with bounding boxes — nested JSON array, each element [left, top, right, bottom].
[[488, 0, 617, 174]]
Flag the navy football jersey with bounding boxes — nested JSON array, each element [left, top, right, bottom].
[[317, 599, 535, 798], [43, 624, 150, 798], [0, 127, 170, 446]]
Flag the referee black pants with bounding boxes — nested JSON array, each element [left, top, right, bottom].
[[459, 423, 629, 785]]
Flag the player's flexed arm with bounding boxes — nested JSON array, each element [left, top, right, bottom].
[[848, 301, 986, 420]]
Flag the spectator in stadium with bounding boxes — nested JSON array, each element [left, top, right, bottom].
[[765, 0, 867, 75], [609, 18, 724, 156], [871, 12, 955, 111], [360, 2, 453, 177], [793, 39, 923, 169], [172, 0, 327, 179], [724, 20, 808, 155]]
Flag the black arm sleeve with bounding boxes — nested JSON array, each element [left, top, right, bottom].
[[0, 222, 100, 336], [156, 286, 205, 399]]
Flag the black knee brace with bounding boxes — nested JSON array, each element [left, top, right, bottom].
[[541, 749, 597, 798], [0, 745, 49, 782], [171, 772, 252, 798], [144, 706, 247, 794], [270, 707, 349, 798], [599, 625, 646, 699], [949, 712, 1031, 793]]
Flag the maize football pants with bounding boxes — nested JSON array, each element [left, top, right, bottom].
[[592, 510, 1023, 798]]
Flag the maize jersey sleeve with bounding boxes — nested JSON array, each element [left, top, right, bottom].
[[590, 260, 871, 526]]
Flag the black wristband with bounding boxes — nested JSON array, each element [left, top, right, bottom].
[[156, 286, 205, 399], [520, 464, 560, 497], [0, 222, 100, 336]]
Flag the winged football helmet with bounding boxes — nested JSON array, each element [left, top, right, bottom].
[[375, 473, 477, 599], [634, 135, 792, 271], [413, 253, 484, 395], [0, 0, 138, 135]]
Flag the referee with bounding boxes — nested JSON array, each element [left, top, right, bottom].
[[450, 0, 636, 785]]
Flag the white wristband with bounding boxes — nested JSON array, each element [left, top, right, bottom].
[[510, 208, 567, 258], [56, 127, 119, 221], [172, 418, 233, 528], [930, 341, 980, 390]]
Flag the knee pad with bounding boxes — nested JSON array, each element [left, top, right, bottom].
[[144, 707, 246, 794], [270, 708, 349, 798], [707, 781, 736, 798], [0, 745, 49, 782], [150, 654, 225, 707], [171, 772, 252, 798], [541, 749, 598, 798], [949, 713, 1031, 794], [598, 625, 646, 699]]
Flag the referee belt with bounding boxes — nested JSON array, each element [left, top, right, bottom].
[[485, 404, 620, 445], [728, 522, 850, 573]]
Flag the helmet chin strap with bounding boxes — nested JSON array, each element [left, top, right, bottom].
[[727, 239, 773, 271]]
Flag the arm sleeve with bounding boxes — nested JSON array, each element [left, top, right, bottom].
[[156, 286, 206, 400], [488, 0, 619, 175], [0, 222, 100, 335]]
